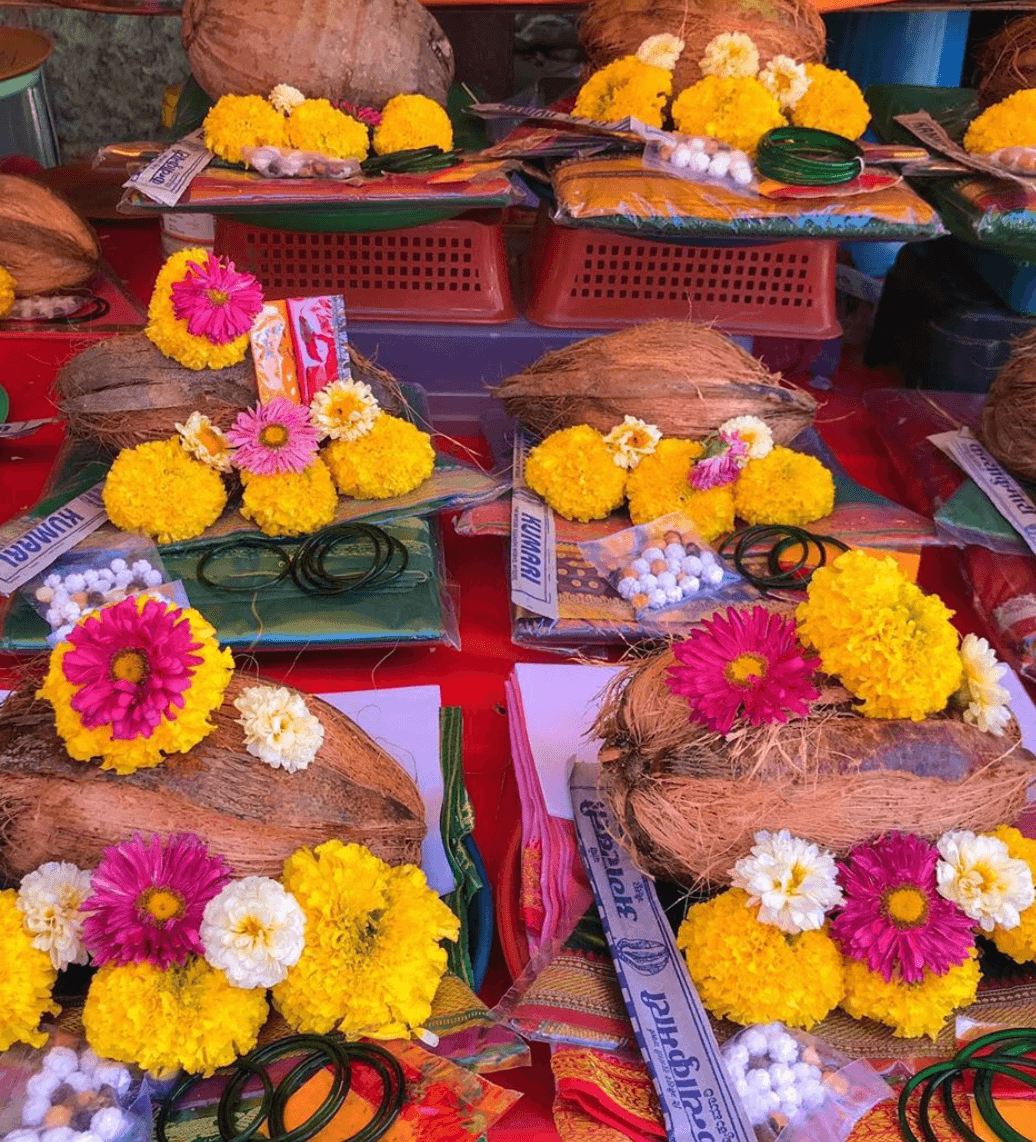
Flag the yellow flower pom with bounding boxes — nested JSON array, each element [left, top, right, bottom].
[[626, 438, 735, 541], [203, 93, 287, 165], [373, 94, 453, 156], [146, 248, 251, 370], [322, 414, 436, 501], [104, 437, 227, 543], [677, 889, 844, 1029], [0, 890, 59, 1051], [964, 89, 1036, 155], [273, 840, 460, 1039], [841, 954, 980, 1040], [524, 425, 628, 522], [790, 64, 870, 141], [733, 446, 835, 527], [287, 99, 370, 160], [991, 826, 1036, 963], [0, 265, 16, 318], [672, 76, 786, 155], [796, 549, 963, 721], [240, 459, 338, 537], [84, 959, 267, 1075], [574, 56, 673, 129], [37, 595, 234, 775]]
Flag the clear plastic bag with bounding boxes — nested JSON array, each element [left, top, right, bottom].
[[642, 134, 757, 194], [240, 146, 362, 180], [721, 1023, 891, 1142]]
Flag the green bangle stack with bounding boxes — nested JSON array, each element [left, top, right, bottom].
[[755, 127, 864, 187]]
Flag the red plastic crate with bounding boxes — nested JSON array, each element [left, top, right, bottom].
[[215, 216, 515, 323], [526, 223, 840, 338]]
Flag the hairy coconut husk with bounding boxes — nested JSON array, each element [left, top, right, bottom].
[[579, 0, 826, 93], [977, 16, 1036, 110], [979, 328, 1036, 481], [496, 320, 816, 443], [55, 333, 405, 452], [0, 174, 100, 296], [594, 650, 1036, 887], [0, 673, 426, 878]]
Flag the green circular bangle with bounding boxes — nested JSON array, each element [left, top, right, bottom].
[[756, 126, 864, 186], [196, 535, 293, 592], [158, 1060, 274, 1142]]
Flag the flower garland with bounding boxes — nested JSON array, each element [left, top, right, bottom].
[[323, 414, 436, 501], [287, 99, 370, 161], [373, 94, 453, 156]]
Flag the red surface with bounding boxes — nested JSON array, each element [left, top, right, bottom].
[[0, 218, 979, 1140]]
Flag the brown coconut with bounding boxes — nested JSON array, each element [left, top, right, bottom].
[[0, 673, 426, 878], [496, 320, 817, 443], [979, 328, 1036, 482], [56, 333, 405, 452], [0, 175, 99, 296], [181, 0, 454, 108], [595, 650, 1036, 886], [976, 16, 1036, 110]]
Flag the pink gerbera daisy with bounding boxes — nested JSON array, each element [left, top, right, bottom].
[[227, 398, 321, 475], [667, 605, 820, 733], [830, 832, 976, 983], [81, 833, 232, 968], [170, 254, 264, 345], [62, 597, 204, 741], [690, 433, 748, 490]]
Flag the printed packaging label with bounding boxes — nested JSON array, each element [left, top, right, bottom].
[[250, 295, 352, 406], [123, 129, 214, 207], [510, 428, 558, 620]]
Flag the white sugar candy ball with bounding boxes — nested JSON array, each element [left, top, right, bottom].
[[734, 1077, 750, 1098], [44, 574, 62, 589], [768, 1063, 795, 1089], [665, 559, 684, 575], [731, 162, 753, 186], [109, 559, 127, 573], [689, 136, 707, 151], [743, 1028, 768, 1057], [657, 571, 677, 590], [43, 1048, 78, 1079], [703, 564, 724, 586], [617, 578, 638, 599], [130, 561, 151, 575], [21, 1103, 49, 1129], [682, 555, 702, 576], [671, 144, 692, 169], [638, 574, 658, 592], [648, 589, 668, 609], [45, 609, 62, 628], [726, 1044, 750, 1072], [25, 1072, 63, 1103], [631, 558, 650, 576], [92, 1066, 131, 1099], [801, 1081, 827, 1109], [762, 1090, 782, 1114], [770, 1033, 799, 1064], [742, 1094, 766, 1126], [41, 1131, 75, 1142], [664, 543, 685, 560], [62, 1073, 95, 1095], [90, 1111, 127, 1142], [642, 548, 664, 563], [689, 150, 711, 174], [681, 576, 700, 596], [709, 151, 731, 179], [781, 1087, 803, 1111], [665, 586, 683, 604], [745, 1068, 771, 1092], [792, 1062, 821, 1084], [63, 574, 85, 593]]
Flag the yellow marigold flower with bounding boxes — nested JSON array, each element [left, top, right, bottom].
[[790, 64, 870, 141], [0, 265, 16, 318], [103, 437, 227, 544], [991, 826, 1036, 963], [677, 889, 844, 1029], [524, 424, 627, 522], [240, 459, 338, 537], [287, 99, 370, 161], [84, 958, 267, 1075], [574, 56, 673, 129], [273, 840, 460, 1039], [672, 75, 785, 155], [626, 438, 735, 541], [38, 595, 234, 775], [699, 32, 760, 80], [323, 414, 436, 501], [796, 549, 963, 721], [0, 890, 59, 1051], [373, 94, 453, 156], [841, 953, 980, 1040], [733, 446, 834, 527], [203, 93, 287, 165], [146, 248, 251, 370], [964, 89, 1036, 155]]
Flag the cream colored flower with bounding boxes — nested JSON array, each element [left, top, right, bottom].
[[233, 685, 325, 773], [175, 411, 234, 472], [636, 33, 685, 72], [731, 829, 843, 934], [201, 876, 306, 988], [937, 830, 1035, 931], [957, 633, 1012, 736], [17, 861, 93, 971], [603, 415, 662, 470], [269, 84, 306, 115], [718, 415, 774, 460], [699, 32, 760, 80], [310, 379, 381, 442], [758, 55, 811, 110]]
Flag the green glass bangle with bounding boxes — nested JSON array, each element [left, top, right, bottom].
[[158, 1060, 273, 1142], [756, 127, 864, 186], [196, 536, 293, 592]]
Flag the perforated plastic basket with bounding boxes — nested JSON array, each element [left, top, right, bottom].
[[214, 215, 515, 323], [526, 223, 840, 337]]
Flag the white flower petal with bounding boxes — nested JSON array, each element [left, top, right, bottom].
[[731, 829, 841, 934], [201, 876, 306, 988], [17, 862, 93, 971], [936, 829, 1034, 930], [233, 685, 324, 773]]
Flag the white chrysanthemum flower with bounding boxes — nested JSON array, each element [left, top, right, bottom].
[[758, 55, 811, 110], [17, 862, 93, 971], [957, 633, 1012, 736], [201, 876, 306, 988], [636, 33, 685, 72], [937, 829, 1035, 931], [602, 415, 662, 470], [175, 411, 234, 472], [718, 415, 774, 460], [731, 829, 843, 934], [699, 32, 760, 80], [269, 84, 306, 115], [310, 379, 381, 442], [233, 685, 325, 773]]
